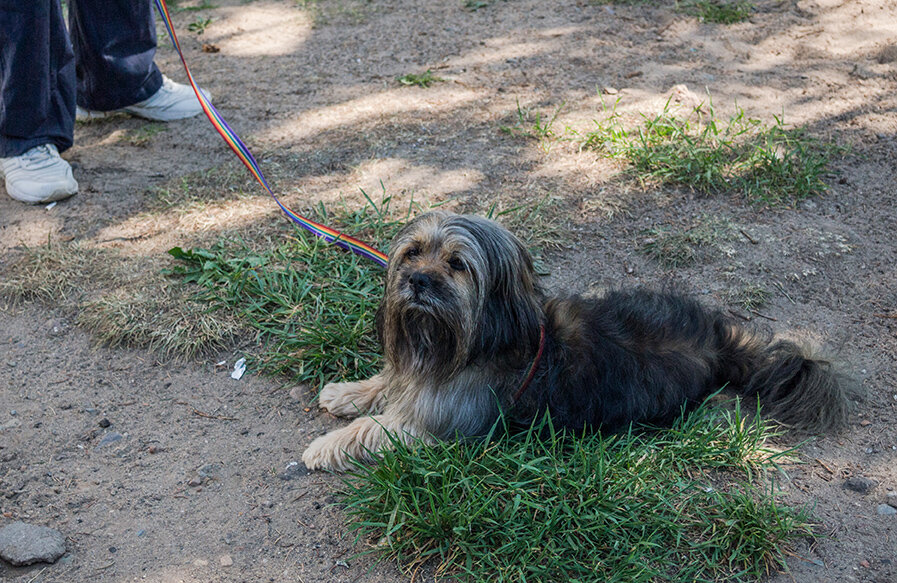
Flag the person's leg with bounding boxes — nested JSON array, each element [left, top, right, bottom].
[[69, 0, 163, 111], [70, 0, 208, 121], [0, 0, 76, 157], [0, 0, 78, 203]]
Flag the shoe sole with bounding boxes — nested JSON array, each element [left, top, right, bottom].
[[77, 104, 205, 123], [6, 184, 78, 204], [2, 174, 79, 204]]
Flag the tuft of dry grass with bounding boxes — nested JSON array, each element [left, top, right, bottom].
[[0, 241, 108, 305], [1, 240, 242, 358], [78, 282, 244, 359], [724, 282, 771, 311], [640, 216, 736, 268]]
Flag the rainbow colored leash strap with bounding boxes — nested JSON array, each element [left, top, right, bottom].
[[153, 0, 389, 267]]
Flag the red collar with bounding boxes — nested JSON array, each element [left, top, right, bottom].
[[512, 324, 546, 403]]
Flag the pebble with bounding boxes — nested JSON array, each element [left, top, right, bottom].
[[278, 461, 310, 481], [220, 554, 234, 567], [0, 521, 66, 566], [95, 432, 123, 449], [198, 464, 221, 480], [98, 418, 111, 428], [844, 476, 877, 495], [876, 504, 897, 516], [193, 558, 209, 567]]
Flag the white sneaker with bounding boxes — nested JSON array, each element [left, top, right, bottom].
[[76, 75, 210, 122], [0, 144, 78, 204]]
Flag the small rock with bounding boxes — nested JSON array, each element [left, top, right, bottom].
[[877, 45, 897, 64], [0, 521, 66, 566], [844, 476, 877, 495], [95, 432, 123, 449], [876, 504, 897, 516], [278, 461, 309, 481], [887, 491, 897, 508], [198, 464, 221, 480], [602, 87, 618, 95], [193, 558, 209, 567], [859, 559, 871, 568], [859, 419, 871, 426], [187, 475, 203, 488], [219, 554, 233, 567], [98, 418, 111, 428], [46, 320, 68, 338]]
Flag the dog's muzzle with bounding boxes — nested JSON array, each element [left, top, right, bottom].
[[405, 270, 439, 305]]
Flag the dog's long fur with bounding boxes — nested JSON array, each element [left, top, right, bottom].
[[302, 211, 854, 471]]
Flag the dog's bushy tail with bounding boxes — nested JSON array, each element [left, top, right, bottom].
[[718, 322, 858, 431]]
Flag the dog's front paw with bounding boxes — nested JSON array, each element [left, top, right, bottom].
[[301, 432, 355, 472], [317, 381, 364, 417], [317, 376, 386, 417]]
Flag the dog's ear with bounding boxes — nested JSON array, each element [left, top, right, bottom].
[[452, 216, 544, 359]]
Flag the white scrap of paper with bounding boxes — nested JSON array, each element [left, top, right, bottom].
[[45, 202, 57, 210], [231, 357, 246, 380]]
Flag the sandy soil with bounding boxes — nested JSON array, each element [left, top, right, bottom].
[[1, 0, 896, 581]]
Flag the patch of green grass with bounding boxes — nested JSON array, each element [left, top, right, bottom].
[[479, 196, 569, 273], [187, 16, 213, 34], [582, 98, 837, 205], [164, 196, 407, 385], [463, 0, 494, 10], [340, 401, 812, 582], [590, 0, 752, 24], [396, 70, 444, 88], [725, 282, 771, 311], [679, 0, 752, 23], [640, 215, 736, 268], [294, 0, 372, 27], [500, 99, 566, 153], [172, 0, 217, 12]]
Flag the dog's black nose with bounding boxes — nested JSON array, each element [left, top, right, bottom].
[[408, 271, 433, 293]]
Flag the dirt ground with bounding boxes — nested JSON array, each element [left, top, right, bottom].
[[2, 0, 896, 581]]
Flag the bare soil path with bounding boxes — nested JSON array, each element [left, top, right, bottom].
[[2, 0, 896, 581]]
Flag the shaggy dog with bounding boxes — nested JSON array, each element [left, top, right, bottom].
[[301, 211, 852, 471]]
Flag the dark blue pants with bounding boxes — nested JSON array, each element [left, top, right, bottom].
[[0, 0, 163, 157]]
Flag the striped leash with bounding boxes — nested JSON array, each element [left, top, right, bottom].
[[153, 0, 389, 267]]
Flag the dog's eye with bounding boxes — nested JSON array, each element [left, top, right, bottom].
[[405, 247, 420, 260], [448, 257, 466, 271]]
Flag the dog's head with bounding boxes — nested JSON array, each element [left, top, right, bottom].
[[379, 211, 544, 378]]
